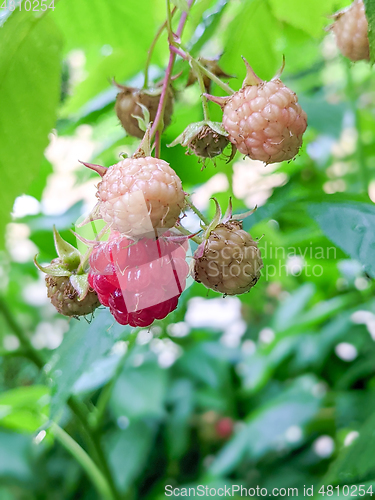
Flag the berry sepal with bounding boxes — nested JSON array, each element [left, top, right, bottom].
[[70, 274, 91, 301], [53, 226, 81, 270]]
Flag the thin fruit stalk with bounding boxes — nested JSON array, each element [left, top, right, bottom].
[[150, 0, 195, 155]]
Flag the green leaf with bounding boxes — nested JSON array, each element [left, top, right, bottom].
[[0, 431, 33, 480], [52, 0, 163, 53], [0, 11, 63, 248], [49, 309, 127, 419], [364, 0, 375, 63], [171, 0, 189, 12], [272, 283, 315, 333], [324, 411, 375, 485], [110, 358, 167, 420], [73, 354, 123, 394], [308, 202, 375, 278], [189, 0, 230, 56], [298, 96, 347, 138], [53, 0, 165, 114], [269, 0, 338, 38], [166, 379, 194, 460], [0, 386, 49, 433], [106, 421, 155, 493], [221, 0, 281, 85]]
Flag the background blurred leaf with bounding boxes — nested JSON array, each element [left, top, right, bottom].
[[110, 357, 167, 420], [208, 376, 322, 477], [364, 0, 375, 63], [166, 378, 194, 460], [0, 386, 49, 433], [49, 309, 126, 419], [324, 411, 375, 485], [106, 421, 155, 493], [221, 0, 281, 84], [0, 431, 33, 481], [269, 0, 337, 38], [53, 0, 165, 115], [308, 202, 375, 278]]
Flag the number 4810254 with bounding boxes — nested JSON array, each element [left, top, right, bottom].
[[0, 0, 55, 11], [318, 485, 373, 496]]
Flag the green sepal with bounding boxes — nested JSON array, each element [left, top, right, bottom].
[[70, 274, 89, 301], [134, 124, 153, 158], [34, 256, 71, 277], [131, 102, 151, 132], [53, 227, 81, 270], [207, 121, 228, 137], [168, 121, 227, 148], [222, 197, 233, 223], [204, 198, 222, 239], [231, 206, 257, 221]]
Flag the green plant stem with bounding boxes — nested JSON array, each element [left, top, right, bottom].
[[51, 422, 114, 500], [185, 197, 209, 225], [150, 0, 195, 152], [143, 6, 177, 89], [188, 54, 234, 95], [175, 223, 203, 244], [0, 297, 45, 368], [193, 61, 210, 120], [0, 296, 121, 500], [166, 0, 173, 41], [345, 59, 370, 194]]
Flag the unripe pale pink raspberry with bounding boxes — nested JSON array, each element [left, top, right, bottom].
[[330, 0, 369, 62], [193, 220, 263, 295], [207, 59, 307, 164], [35, 229, 100, 318], [46, 274, 100, 317], [97, 157, 185, 237]]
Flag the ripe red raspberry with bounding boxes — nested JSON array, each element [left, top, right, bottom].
[[95, 156, 185, 237], [46, 273, 100, 317], [193, 220, 263, 295], [207, 59, 307, 164], [88, 232, 189, 327], [215, 417, 234, 440], [115, 84, 174, 139], [330, 0, 369, 62]]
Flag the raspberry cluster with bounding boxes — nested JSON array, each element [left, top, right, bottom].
[[88, 232, 189, 327]]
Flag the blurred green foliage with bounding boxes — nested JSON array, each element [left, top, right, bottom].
[[1, 0, 375, 498]]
